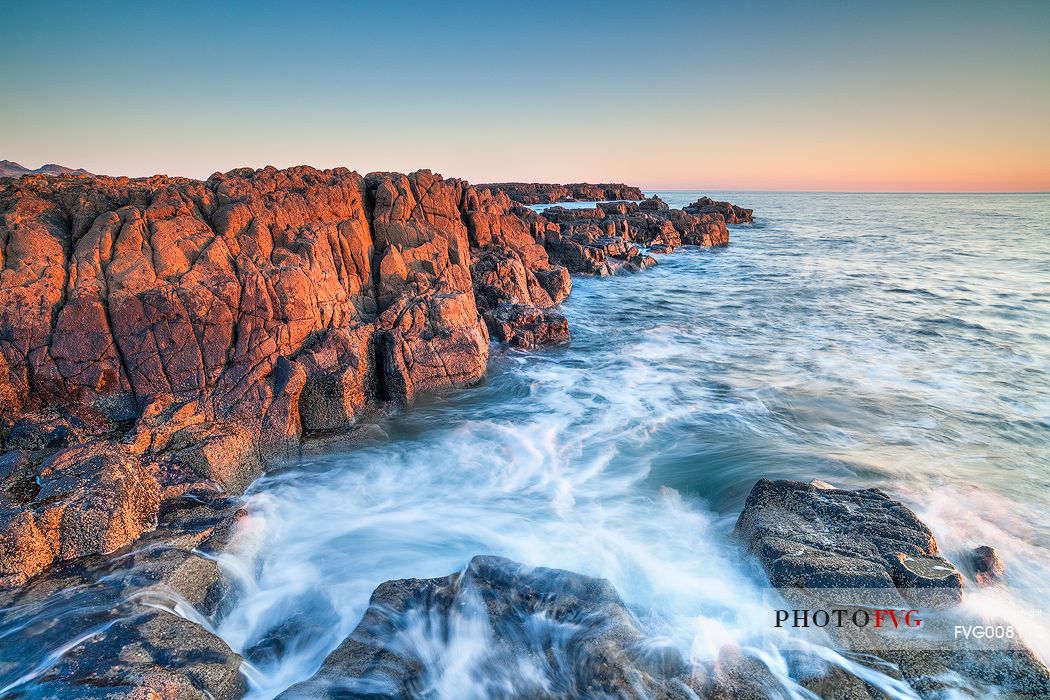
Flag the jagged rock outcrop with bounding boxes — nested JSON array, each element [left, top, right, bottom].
[[0, 167, 566, 584], [0, 167, 743, 585], [683, 196, 753, 224], [478, 182, 644, 205], [277, 555, 697, 700], [463, 186, 572, 349], [539, 197, 728, 275]]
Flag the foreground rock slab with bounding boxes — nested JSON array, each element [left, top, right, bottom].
[[735, 478, 1050, 698], [277, 555, 697, 700], [0, 497, 244, 699]]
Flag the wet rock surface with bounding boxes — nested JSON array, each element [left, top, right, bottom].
[[735, 478, 964, 600], [969, 544, 1006, 585], [736, 478, 1050, 699], [276, 555, 698, 700], [0, 497, 245, 699]]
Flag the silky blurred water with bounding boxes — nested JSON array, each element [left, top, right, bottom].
[[214, 192, 1048, 698]]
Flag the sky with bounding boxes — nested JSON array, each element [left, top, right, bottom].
[[2, 0, 1049, 191]]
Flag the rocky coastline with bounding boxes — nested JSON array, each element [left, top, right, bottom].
[[0, 166, 748, 698], [0, 167, 744, 589], [270, 481, 1049, 700], [3, 168, 1044, 699]]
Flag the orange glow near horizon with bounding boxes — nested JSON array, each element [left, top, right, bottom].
[[3, 2, 1049, 193]]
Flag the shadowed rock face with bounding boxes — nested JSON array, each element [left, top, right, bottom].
[[0, 166, 739, 585], [476, 182, 644, 205], [276, 555, 697, 700]]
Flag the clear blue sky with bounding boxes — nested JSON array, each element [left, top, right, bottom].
[[3, 0, 1048, 190]]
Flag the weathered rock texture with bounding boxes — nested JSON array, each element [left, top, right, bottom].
[[539, 196, 730, 276], [0, 168, 742, 585], [277, 555, 697, 700], [735, 478, 963, 600], [0, 497, 246, 699], [736, 479, 1050, 698], [477, 181, 644, 205], [683, 196, 753, 224]]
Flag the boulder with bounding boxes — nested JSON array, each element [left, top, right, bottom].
[[277, 555, 697, 699], [484, 303, 570, 349], [0, 442, 160, 587], [735, 478, 964, 603], [969, 545, 1006, 585], [683, 196, 753, 224], [735, 479, 1050, 697]]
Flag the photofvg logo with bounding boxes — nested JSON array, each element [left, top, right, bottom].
[[761, 588, 1039, 652], [775, 607, 923, 630]]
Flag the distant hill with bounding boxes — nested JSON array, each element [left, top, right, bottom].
[[0, 160, 93, 178]]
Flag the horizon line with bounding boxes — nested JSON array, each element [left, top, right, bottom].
[[641, 188, 1050, 195], [5, 161, 1048, 195]]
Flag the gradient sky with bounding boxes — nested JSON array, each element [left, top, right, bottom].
[[3, 0, 1049, 191]]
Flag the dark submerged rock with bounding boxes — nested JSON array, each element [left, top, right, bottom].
[[969, 544, 1006, 585], [277, 555, 697, 700]]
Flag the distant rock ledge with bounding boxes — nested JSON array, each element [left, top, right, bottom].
[[477, 181, 644, 204], [0, 166, 750, 587]]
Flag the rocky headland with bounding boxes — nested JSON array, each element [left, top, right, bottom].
[[0, 166, 749, 697], [0, 166, 740, 587]]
